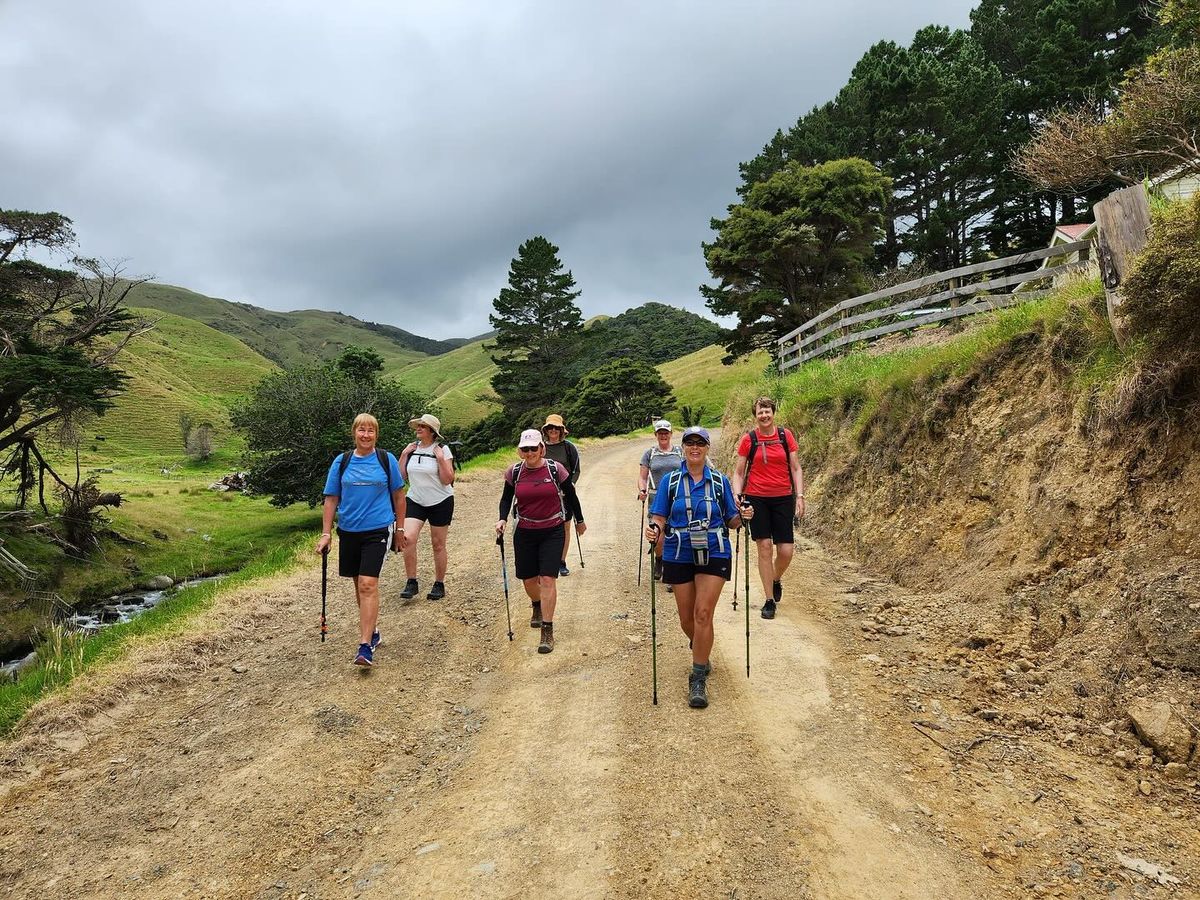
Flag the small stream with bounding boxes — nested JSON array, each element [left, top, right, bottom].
[[1, 574, 225, 681]]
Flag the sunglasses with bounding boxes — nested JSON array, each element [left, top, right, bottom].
[[518, 446, 540, 453], [682, 438, 708, 447]]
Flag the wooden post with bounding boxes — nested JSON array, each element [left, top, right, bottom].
[[1094, 184, 1152, 347]]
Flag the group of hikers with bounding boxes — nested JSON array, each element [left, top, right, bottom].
[[314, 396, 804, 710]]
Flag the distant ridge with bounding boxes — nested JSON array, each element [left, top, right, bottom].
[[126, 282, 463, 372]]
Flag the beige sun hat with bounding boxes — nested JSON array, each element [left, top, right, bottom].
[[408, 413, 442, 438], [541, 413, 568, 435]]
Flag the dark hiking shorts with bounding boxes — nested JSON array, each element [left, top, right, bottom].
[[746, 495, 795, 545], [406, 496, 454, 527], [661, 557, 732, 584], [337, 527, 389, 578], [513, 525, 566, 580]]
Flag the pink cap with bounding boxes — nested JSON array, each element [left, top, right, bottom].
[[517, 429, 543, 448]]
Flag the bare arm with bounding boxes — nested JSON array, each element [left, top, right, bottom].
[[638, 464, 650, 499], [315, 494, 338, 554], [730, 454, 747, 498], [436, 446, 455, 485]]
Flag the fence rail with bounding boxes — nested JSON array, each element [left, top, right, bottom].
[[777, 239, 1092, 371]]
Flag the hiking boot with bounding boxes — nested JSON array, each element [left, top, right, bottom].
[[761, 599, 777, 619], [772, 579, 783, 603], [538, 623, 554, 654], [400, 578, 419, 600], [688, 671, 709, 708], [353, 643, 374, 667], [370, 630, 382, 651], [530, 602, 543, 629], [558, 563, 570, 577], [426, 581, 445, 601]]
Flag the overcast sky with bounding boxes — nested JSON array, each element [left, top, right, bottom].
[[3, 0, 975, 340]]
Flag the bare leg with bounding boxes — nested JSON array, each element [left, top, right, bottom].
[[774, 543, 795, 581], [756, 539, 775, 599], [429, 525, 449, 581], [690, 574, 724, 665], [538, 575, 558, 622], [352, 575, 380, 643], [402, 518, 425, 578], [522, 576, 541, 604], [673, 580, 696, 642], [561, 521, 572, 564]]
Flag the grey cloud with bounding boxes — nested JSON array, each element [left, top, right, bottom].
[[2, 0, 977, 340]]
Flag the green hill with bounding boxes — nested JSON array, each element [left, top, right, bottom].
[[83, 308, 279, 464], [393, 339, 500, 426], [126, 282, 459, 373], [658, 345, 769, 425]]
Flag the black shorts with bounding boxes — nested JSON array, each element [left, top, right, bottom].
[[406, 496, 454, 527], [337, 527, 389, 578], [661, 556, 732, 584], [513, 525, 566, 580], [746, 495, 795, 545]]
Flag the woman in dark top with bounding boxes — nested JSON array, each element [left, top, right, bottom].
[[495, 429, 586, 654]]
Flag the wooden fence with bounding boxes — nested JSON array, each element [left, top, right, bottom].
[[777, 239, 1092, 371]]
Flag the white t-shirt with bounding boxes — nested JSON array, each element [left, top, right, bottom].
[[404, 442, 454, 507]]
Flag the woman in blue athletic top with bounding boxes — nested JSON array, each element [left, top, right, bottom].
[[646, 425, 752, 709], [316, 413, 406, 668]]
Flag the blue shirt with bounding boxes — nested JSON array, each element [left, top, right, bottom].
[[323, 451, 405, 533], [649, 463, 737, 563]]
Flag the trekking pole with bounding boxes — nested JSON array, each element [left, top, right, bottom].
[[576, 528, 585, 569], [648, 527, 659, 705], [745, 520, 751, 678], [320, 547, 328, 643], [496, 535, 514, 641], [732, 527, 740, 610], [637, 495, 646, 586]]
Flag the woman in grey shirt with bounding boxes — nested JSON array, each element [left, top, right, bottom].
[[637, 419, 683, 586]]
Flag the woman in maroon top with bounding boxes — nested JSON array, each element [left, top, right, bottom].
[[496, 429, 586, 653], [730, 397, 804, 620]]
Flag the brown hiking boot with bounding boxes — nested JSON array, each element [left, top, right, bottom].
[[538, 623, 554, 654], [530, 602, 542, 629]]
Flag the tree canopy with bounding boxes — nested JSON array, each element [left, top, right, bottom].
[[566, 359, 675, 437], [702, 158, 890, 359], [0, 209, 152, 507], [231, 348, 428, 508]]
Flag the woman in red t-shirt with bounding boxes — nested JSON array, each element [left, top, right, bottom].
[[496, 429, 586, 654], [730, 397, 804, 620]]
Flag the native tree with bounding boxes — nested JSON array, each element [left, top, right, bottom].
[[231, 348, 427, 508], [0, 209, 153, 519], [566, 359, 675, 437], [702, 158, 890, 360]]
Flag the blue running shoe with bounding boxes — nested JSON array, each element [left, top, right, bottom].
[[354, 643, 373, 667], [370, 631, 381, 651]]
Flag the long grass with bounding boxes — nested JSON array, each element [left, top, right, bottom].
[[0, 537, 305, 737]]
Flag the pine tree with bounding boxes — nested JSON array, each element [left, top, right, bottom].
[[487, 236, 583, 417]]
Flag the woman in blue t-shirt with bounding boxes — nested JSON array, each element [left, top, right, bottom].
[[646, 426, 753, 709], [315, 413, 407, 668]]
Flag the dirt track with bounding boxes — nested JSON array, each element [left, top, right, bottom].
[[0, 438, 1195, 898]]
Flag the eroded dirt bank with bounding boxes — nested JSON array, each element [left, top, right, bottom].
[[0, 438, 1196, 898]]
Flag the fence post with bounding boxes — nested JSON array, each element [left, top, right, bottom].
[[1093, 184, 1152, 347]]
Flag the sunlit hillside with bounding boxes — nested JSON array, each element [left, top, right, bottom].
[[658, 345, 769, 425], [393, 339, 500, 426]]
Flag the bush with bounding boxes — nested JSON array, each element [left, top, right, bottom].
[[1124, 194, 1200, 355]]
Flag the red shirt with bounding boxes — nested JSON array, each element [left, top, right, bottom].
[[506, 461, 570, 528], [737, 428, 798, 498]]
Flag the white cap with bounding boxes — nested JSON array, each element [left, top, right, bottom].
[[517, 429, 543, 448], [653, 419, 672, 432]]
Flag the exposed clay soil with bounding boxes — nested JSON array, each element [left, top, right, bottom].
[[0, 438, 1197, 898]]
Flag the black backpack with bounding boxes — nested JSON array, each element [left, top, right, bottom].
[[336, 448, 395, 493]]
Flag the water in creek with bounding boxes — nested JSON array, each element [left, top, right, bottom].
[[0, 574, 225, 681]]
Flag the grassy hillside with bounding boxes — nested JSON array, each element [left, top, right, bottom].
[[77, 308, 278, 466], [659, 345, 769, 425], [126, 282, 455, 373], [393, 339, 499, 426]]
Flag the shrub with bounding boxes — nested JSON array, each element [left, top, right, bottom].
[[1124, 194, 1200, 355]]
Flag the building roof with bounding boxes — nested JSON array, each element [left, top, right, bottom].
[[1054, 223, 1094, 240]]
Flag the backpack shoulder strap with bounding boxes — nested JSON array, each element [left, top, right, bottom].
[[375, 448, 394, 494], [743, 431, 759, 492], [337, 450, 353, 481]]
